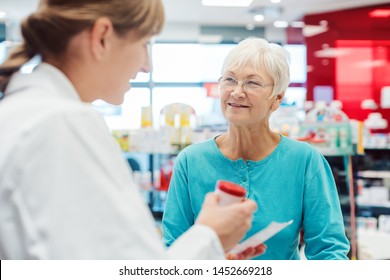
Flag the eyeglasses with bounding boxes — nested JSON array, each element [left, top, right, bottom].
[[218, 76, 273, 92]]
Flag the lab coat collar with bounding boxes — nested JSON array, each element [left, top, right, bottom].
[[5, 62, 81, 102]]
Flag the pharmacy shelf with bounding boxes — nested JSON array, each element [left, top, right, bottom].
[[358, 229, 390, 259], [358, 204, 390, 219], [357, 170, 390, 179]]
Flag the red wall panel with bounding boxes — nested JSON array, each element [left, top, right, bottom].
[[304, 4, 390, 132]]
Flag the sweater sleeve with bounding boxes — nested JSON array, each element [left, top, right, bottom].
[[302, 153, 350, 260], [162, 152, 196, 247]]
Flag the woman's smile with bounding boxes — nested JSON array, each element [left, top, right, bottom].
[[228, 102, 250, 108]]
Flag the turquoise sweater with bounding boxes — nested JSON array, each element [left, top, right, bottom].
[[162, 135, 350, 260]]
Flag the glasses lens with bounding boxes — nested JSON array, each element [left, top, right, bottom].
[[220, 77, 236, 88]]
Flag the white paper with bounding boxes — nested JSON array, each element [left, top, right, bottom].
[[229, 220, 293, 254]]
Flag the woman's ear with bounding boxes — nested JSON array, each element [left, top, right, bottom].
[[271, 94, 284, 111], [90, 17, 114, 60]]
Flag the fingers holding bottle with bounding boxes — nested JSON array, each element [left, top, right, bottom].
[[195, 192, 257, 253]]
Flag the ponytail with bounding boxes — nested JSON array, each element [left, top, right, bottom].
[[0, 0, 165, 99], [0, 44, 36, 97]]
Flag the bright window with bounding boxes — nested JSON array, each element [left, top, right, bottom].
[[152, 44, 202, 82], [99, 43, 307, 131], [98, 88, 151, 130], [284, 44, 307, 83], [200, 44, 236, 82], [152, 43, 236, 83]]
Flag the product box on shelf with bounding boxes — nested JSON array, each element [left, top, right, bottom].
[[297, 102, 354, 156]]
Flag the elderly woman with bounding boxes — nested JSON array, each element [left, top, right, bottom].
[[162, 37, 350, 260]]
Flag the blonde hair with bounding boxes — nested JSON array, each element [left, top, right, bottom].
[[221, 37, 290, 97], [0, 0, 165, 95]]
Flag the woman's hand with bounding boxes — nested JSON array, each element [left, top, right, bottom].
[[226, 244, 267, 260], [195, 192, 257, 252]]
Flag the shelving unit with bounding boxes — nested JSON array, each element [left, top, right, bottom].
[[355, 151, 390, 219], [123, 151, 177, 220], [354, 149, 390, 259], [296, 104, 358, 259], [357, 229, 390, 259], [323, 154, 357, 260], [298, 143, 390, 260]]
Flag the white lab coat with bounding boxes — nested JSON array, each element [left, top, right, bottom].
[[0, 63, 224, 259]]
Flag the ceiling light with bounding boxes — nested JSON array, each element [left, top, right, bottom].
[[314, 48, 349, 58], [0, 11, 6, 18], [303, 24, 328, 37], [355, 60, 387, 68], [249, 6, 282, 18], [202, 0, 253, 7], [270, 0, 282, 3], [369, 9, 390, 18], [291, 21, 305, 28], [319, 20, 328, 27], [273, 21, 288, 28], [254, 14, 265, 22]]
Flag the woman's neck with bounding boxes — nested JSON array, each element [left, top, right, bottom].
[[216, 127, 280, 161]]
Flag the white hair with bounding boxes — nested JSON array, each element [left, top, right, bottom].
[[221, 37, 290, 97]]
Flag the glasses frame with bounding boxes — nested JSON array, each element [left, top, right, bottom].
[[218, 76, 274, 92]]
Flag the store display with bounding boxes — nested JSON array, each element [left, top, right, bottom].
[[160, 103, 196, 152], [269, 104, 301, 138], [141, 106, 153, 127], [159, 158, 174, 191], [111, 130, 130, 152], [298, 101, 354, 156]]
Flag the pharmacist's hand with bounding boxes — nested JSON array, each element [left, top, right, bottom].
[[226, 244, 267, 260], [195, 192, 257, 252]]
